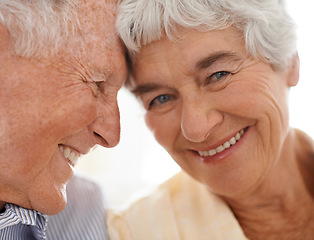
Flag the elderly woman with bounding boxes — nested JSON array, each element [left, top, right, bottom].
[[0, 0, 126, 239], [108, 0, 314, 239]]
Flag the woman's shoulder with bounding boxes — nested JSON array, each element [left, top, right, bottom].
[[107, 171, 248, 240], [107, 171, 218, 219]]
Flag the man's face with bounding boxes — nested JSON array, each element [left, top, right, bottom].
[[0, 0, 127, 214]]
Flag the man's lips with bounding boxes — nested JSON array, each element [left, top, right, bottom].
[[59, 145, 82, 167]]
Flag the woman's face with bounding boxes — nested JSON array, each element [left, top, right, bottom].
[[132, 27, 298, 199], [0, 1, 127, 214]]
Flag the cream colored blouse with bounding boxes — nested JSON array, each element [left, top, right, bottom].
[[107, 171, 248, 240]]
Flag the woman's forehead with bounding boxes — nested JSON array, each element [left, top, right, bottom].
[[133, 27, 246, 71]]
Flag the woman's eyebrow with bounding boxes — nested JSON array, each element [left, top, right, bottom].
[[195, 51, 241, 69], [132, 52, 242, 96], [131, 83, 162, 97]]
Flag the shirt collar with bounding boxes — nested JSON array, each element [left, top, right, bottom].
[[0, 203, 48, 231]]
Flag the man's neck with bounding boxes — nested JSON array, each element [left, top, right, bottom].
[[0, 202, 6, 213]]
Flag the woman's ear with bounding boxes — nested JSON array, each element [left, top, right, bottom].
[[287, 53, 300, 87]]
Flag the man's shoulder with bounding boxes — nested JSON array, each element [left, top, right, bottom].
[[46, 174, 108, 240], [64, 174, 105, 214], [67, 174, 103, 197]]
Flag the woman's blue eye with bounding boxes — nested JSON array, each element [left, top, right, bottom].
[[205, 71, 230, 85], [150, 94, 171, 107], [213, 71, 229, 80]]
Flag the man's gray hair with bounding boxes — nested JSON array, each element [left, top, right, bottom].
[[117, 0, 297, 70], [0, 0, 79, 57]]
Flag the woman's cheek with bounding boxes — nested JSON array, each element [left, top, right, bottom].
[[145, 111, 180, 150], [145, 113, 166, 144]]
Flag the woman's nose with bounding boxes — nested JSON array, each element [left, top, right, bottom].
[[89, 99, 121, 148], [180, 99, 223, 142]]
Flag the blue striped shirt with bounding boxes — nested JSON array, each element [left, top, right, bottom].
[[0, 204, 48, 240], [0, 175, 109, 239]]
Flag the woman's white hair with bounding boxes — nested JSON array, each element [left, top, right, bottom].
[[0, 0, 79, 57], [117, 0, 297, 70]]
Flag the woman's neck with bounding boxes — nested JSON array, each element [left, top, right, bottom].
[[228, 186, 314, 239], [223, 129, 314, 239]]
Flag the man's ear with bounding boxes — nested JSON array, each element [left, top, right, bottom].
[[287, 53, 300, 87]]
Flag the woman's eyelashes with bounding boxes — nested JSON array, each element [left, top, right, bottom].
[[145, 71, 232, 109], [204, 71, 231, 86], [148, 94, 173, 109]]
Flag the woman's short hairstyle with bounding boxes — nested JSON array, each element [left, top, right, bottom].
[[117, 0, 297, 70], [0, 0, 79, 57]]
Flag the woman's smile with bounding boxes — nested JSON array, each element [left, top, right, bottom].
[[196, 127, 249, 163]]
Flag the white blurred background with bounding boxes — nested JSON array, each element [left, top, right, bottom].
[[76, 0, 314, 207]]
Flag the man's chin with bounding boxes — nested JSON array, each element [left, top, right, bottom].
[[29, 186, 68, 215], [35, 198, 67, 215]]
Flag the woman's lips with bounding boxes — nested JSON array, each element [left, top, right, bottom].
[[197, 127, 248, 157]]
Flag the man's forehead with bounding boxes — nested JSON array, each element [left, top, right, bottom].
[[78, 0, 117, 25], [75, 0, 118, 46], [47, 55, 113, 78], [46, 0, 123, 78]]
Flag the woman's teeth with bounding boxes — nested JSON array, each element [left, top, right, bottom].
[[59, 145, 80, 167], [198, 128, 246, 157]]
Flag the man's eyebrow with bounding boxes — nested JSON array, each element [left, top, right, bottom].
[[131, 83, 162, 97], [196, 51, 241, 69]]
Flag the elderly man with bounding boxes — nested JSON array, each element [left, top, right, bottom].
[[0, 0, 126, 239]]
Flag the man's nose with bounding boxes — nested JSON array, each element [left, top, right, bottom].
[[89, 99, 121, 148], [180, 98, 223, 142]]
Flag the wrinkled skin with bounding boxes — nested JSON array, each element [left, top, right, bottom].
[[0, 0, 127, 215], [131, 27, 314, 239]]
